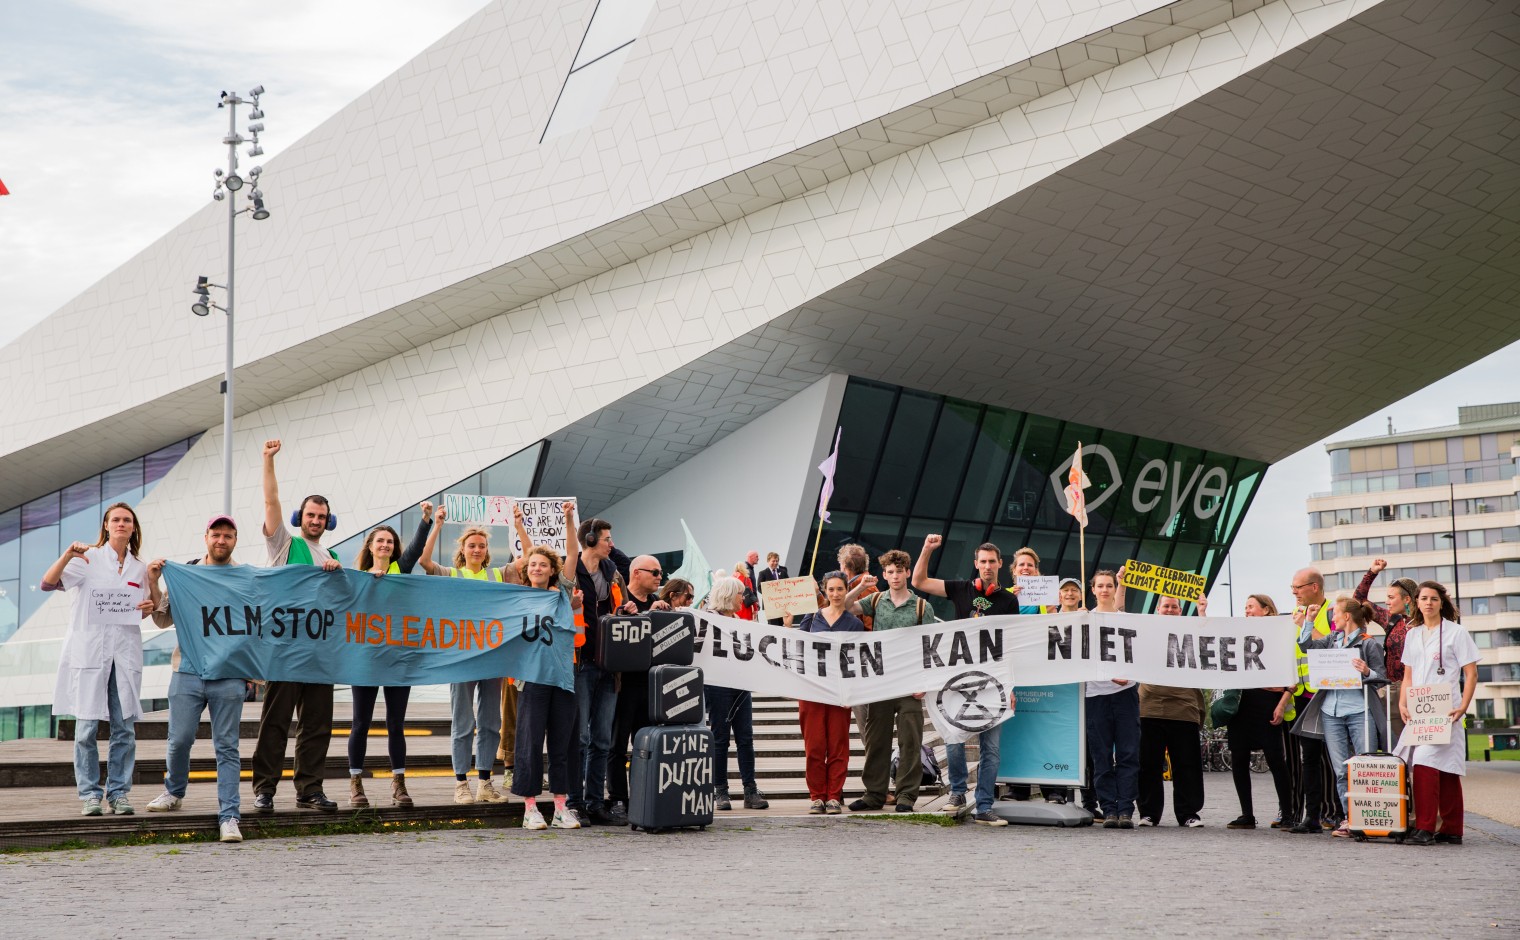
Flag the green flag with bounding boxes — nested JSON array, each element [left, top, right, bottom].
[[669, 518, 713, 605]]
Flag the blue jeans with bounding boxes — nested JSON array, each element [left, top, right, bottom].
[[944, 730, 1003, 813], [164, 671, 245, 822], [74, 664, 136, 802], [572, 664, 617, 807], [1322, 710, 1365, 816], [1086, 686, 1141, 817], [449, 679, 503, 777]]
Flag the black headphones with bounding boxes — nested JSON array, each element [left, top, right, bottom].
[[580, 517, 609, 548], [290, 495, 339, 531]]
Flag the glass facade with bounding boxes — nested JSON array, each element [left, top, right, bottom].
[[1327, 431, 1518, 495], [802, 379, 1267, 614]]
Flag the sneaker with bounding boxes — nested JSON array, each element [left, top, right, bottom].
[[1332, 825, 1352, 838], [146, 792, 182, 813], [825, 799, 843, 815], [1271, 811, 1284, 829], [82, 797, 103, 816], [219, 819, 243, 843], [809, 799, 826, 815], [110, 797, 134, 816], [607, 801, 629, 827], [1184, 816, 1204, 828], [714, 793, 732, 811], [847, 798, 883, 812], [454, 781, 475, 804], [522, 806, 548, 830], [349, 775, 369, 808], [587, 804, 615, 826], [973, 811, 1008, 827], [1321, 818, 1339, 831], [942, 793, 968, 816], [500, 768, 514, 791], [295, 792, 337, 813], [894, 803, 916, 813], [1136, 817, 1157, 827], [1103, 815, 1119, 829], [253, 793, 275, 814], [475, 779, 506, 804], [1227, 815, 1256, 830], [1118, 815, 1134, 829], [391, 774, 414, 808], [551, 808, 581, 829], [742, 788, 770, 810]]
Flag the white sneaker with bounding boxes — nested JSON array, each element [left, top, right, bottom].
[[551, 807, 581, 829], [454, 781, 474, 804], [1184, 816, 1204, 828], [147, 792, 182, 812], [1137, 817, 1157, 827], [219, 819, 243, 843], [522, 806, 548, 830]]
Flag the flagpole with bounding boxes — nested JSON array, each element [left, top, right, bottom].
[[1077, 441, 1086, 602], [808, 517, 825, 579]]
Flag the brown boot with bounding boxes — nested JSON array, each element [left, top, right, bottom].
[[391, 773, 414, 807], [349, 774, 369, 808]]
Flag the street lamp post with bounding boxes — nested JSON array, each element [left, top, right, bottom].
[[192, 87, 270, 515], [1444, 481, 1462, 613]]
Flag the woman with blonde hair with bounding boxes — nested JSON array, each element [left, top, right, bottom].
[[704, 576, 769, 812]]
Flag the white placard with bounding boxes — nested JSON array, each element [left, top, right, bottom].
[[1308, 648, 1362, 689], [1016, 576, 1059, 607], [440, 494, 576, 558], [90, 587, 143, 626], [759, 576, 821, 619], [1348, 793, 1404, 831], [1398, 684, 1454, 746]]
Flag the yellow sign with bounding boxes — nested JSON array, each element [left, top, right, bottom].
[[1121, 560, 1206, 603]]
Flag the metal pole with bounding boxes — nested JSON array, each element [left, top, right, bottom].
[[222, 99, 239, 516], [1450, 481, 1461, 611], [1226, 553, 1235, 617]]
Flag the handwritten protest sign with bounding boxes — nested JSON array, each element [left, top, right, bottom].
[[759, 575, 820, 619], [90, 588, 143, 626], [1016, 576, 1059, 607], [441, 494, 576, 558], [1121, 560, 1205, 602], [1308, 649, 1362, 689], [1398, 684, 1453, 746], [1346, 755, 1405, 830]]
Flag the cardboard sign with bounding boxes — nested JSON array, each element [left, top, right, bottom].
[[1346, 755, 1404, 795], [1398, 684, 1454, 746], [1348, 793, 1403, 830], [1308, 648, 1362, 689], [90, 588, 143, 626], [1015, 576, 1059, 607], [440, 495, 577, 558], [1121, 560, 1205, 602], [760, 575, 820, 619]]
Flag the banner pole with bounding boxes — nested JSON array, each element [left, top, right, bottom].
[[808, 516, 825, 579]]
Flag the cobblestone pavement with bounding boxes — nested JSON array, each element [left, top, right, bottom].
[[3, 777, 1517, 939]]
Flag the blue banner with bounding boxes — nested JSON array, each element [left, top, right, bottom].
[[162, 563, 576, 691], [996, 683, 1085, 786]]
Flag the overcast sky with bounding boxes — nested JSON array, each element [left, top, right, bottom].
[[3, 0, 1518, 604]]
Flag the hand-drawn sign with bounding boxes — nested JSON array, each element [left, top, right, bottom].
[[935, 670, 1009, 733]]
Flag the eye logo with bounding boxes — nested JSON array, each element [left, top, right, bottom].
[[936, 670, 1007, 733]]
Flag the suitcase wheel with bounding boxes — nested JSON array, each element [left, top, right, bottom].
[[1353, 833, 1367, 843]]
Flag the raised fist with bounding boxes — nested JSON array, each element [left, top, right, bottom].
[[263, 439, 281, 458]]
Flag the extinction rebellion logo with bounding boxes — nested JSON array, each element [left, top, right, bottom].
[[935, 670, 1008, 733]]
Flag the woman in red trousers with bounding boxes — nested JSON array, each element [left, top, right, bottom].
[[783, 571, 864, 815]]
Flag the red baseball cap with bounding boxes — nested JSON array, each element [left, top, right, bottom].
[[206, 514, 238, 531]]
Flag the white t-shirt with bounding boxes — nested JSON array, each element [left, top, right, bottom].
[[1399, 619, 1480, 775], [52, 546, 149, 721], [1085, 679, 1131, 698]]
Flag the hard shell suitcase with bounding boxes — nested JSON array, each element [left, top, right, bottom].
[[1348, 683, 1408, 843], [628, 724, 714, 832], [595, 615, 653, 673], [648, 611, 696, 667], [648, 663, 704, 725]]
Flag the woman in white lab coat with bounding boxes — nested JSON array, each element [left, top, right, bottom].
[[1398, 581, 1480, 846], [41, 502, 154, 816]]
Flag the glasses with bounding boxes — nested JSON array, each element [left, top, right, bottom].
[[1290, 582, 1315, 591], [635, 568, 662, 577]]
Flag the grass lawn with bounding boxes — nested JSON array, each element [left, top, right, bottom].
[[1467, 732, 1520, 761]]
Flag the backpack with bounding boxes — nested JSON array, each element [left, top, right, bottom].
[[862, 593, 932, 625], [892, 743, 942, 788]]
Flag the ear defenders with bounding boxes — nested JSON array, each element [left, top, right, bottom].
[[580, 518, 608, 548], [291, 496, 339, 531]]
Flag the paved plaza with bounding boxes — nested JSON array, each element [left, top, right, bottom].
[[4, 776, 1517, 939]]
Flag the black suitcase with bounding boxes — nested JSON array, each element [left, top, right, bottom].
[[595, 615, 653, 672], [629, 724, 714, 832], [649, 611, 695, 666], [648, 663, 704, 725]]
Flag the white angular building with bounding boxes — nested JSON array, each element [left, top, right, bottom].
[[3, 0, 1519, 735]]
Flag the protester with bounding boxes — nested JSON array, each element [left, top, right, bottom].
[[1137, 595, 1207, 828], [847, 550, 933, 814], [731, 563, 758, 620], [512, 531, 584, 830], [251, 440, 343, 813], [603, 554, 672, 825], [345, 506, 434, 809], [140, 516, 247, 840], [784, 571, 865, 815], [659, 578, 696, 608], [1285, 567, 1338, 834], [704, 576, 770, 812], [742, 550, 760, 598], [1217, 594, 1296, 831], [42, 502, 153, 817], [1400, 581, 1479, 846], [1356, 558, 1415, 749], [1086, 569, 1139, 829], [912, 534, 1016, 825], [571, 516, 630, 824], [417, 505, 514, 805], [1004, 547, 1059, 803], [757, 552, 789, 589]]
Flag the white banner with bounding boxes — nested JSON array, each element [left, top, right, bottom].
[[692, 610, 1297, 708], [440, 495, 576, 558]]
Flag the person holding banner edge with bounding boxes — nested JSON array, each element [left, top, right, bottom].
[[1218, 593, 1296, 831], [1400, 582, 1479, 846], [1086, 568, 1140, 829], [704, 577, 769, 812], [252, 439, 343, 814], [783, 571, 865, 815], [571, 515, 631, 825], [912, 534, 1016, 826], [1137, 595, 1208, 828]]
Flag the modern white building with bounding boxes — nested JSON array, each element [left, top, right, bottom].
[[3, 0, 1519, 738], [1307, 404, 1520, 724]]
